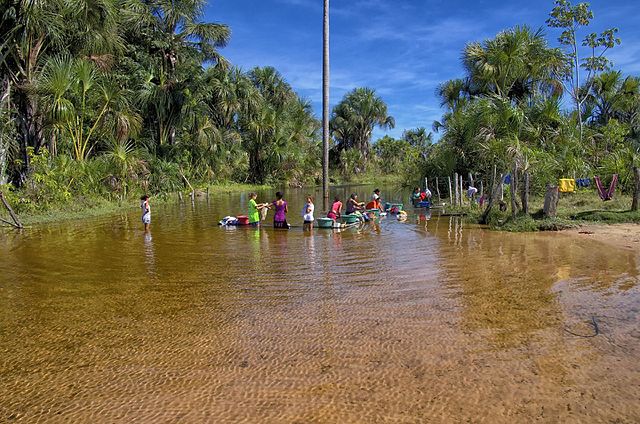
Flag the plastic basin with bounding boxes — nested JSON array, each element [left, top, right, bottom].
[[317, 218, 335, 228], [341, 214, 360, 224]]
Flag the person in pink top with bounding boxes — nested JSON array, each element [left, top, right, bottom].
[[271, 191, 289, 229], [327, 195, 342, 221]]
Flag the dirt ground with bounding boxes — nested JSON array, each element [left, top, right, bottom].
[[565, 223, 640, 253]]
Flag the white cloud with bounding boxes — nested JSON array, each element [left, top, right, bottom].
[[608, 41, 640, 74]]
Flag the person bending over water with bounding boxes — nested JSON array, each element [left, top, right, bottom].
[[248, 192, 268, 227], [302, 195, 315, 230], [346, 193, 364, 214], [140, 195, 151, 231], [327, 196, 342, 221], [272, 191, 289, 229]]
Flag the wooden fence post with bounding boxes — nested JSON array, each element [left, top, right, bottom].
[[454, 173, 459, 206], [543, 185, 559, 217]]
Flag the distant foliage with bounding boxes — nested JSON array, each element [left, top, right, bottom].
[[0, 0, 321, 211]]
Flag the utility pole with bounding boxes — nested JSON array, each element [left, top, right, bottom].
[[322, 0, 330, 209]]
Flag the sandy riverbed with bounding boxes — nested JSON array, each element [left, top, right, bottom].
[[565, 223, 640, 253]]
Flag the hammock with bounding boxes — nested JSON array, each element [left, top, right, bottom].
[[594, 174, 618, 201]]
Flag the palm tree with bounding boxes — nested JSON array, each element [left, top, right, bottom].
[[330, 87, 394, 166], [132, 0, 231, 147], [39, 56, 139, 161], [0, 0, 124, 178], [322, 0, 330, 203], [462, 26, 565, 103], [0, 0, 67, 177]]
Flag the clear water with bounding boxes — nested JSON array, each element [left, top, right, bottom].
[[1, 186, 638, 422]]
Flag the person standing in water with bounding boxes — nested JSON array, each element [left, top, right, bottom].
[[327, 196, 342, 221], [272, 191, 289, 229], [302, 195, 315, 230], [366, 188, 383, 210], [140, 195, 151, 231], [248, 192, 268, 227]]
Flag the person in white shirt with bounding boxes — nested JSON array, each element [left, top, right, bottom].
[[302, 195, 315, 230], [140, 195, 151, 231]]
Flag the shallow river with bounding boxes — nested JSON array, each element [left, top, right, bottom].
[[1, 186, 639, 423]]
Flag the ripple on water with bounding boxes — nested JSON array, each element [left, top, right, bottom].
[[1, 193, 639, 422]]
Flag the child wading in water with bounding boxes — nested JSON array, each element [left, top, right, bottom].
[[140, 195, 151, 231], [272, 191, 289, 229], [302, 195, 315, 230], [248, 192, 268, 227]]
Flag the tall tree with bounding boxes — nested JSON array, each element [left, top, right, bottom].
[[131, 0, 230, 147], [546, 0, 621, 141], [322, 0, 330, 204], [330, 87, 394, 166]]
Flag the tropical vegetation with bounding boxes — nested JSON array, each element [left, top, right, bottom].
[[0, 0, 639, 224]]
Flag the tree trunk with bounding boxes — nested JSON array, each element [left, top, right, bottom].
[[543, 185, 559, 218], [49, 130, 57, 157], [322, 0, 330, 209], [632, 166, 640, 212], [15, 89, 45, 183], [447, 176, 452, 204], [510, 164, 518, 218], [520, 171, 530, 215], [0, 191, 23, 229], [480, 169, 503, 225], [0, 79, 9, 185], [169, 126, 176, 145]]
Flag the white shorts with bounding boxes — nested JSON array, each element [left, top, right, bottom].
[[142, 214, 151, 224]]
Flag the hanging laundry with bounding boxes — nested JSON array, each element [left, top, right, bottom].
[[576, 178, 592, 188], [594, 175, 618, 201], [559, 178, 576, 193]]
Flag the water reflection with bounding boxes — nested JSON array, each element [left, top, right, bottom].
[[143, 231, 156, 278]]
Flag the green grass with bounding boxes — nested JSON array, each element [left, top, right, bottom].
[[334, 171, 405, 187], [571, 209, 640, 223], [456, 189, 639, 232]]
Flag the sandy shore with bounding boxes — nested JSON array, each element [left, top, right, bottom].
[[565, 223, 640, 252]]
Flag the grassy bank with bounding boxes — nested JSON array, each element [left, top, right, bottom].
[[458, 190, 639, 232], [332, 171, 406, 187], [3, 183, 272, 227]]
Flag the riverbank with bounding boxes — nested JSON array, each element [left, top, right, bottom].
[[564, 223, 640, 253], [458, 190, 640, 232], [3, 183, 271, 227]]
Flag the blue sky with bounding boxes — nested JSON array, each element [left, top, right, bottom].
[[206, 0, 640, 140]]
